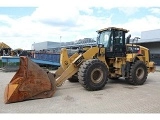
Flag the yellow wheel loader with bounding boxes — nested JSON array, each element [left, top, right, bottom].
[[4, 27, 156, 104]]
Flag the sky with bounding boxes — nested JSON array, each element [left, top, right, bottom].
[[0, 0, 160, 50]]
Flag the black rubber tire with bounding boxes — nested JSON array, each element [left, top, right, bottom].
[[78, 59, 108, 91], [109, 77, 120, 80], [127, 60, 148, 85], [68, 74, 79, 82]]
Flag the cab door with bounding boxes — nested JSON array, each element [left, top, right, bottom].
[[113, 31, 126, 57], [106, 30, 126, 58]]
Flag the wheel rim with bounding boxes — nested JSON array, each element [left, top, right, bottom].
[[136, 67, 144, 80], [91, 68, 103, 83]]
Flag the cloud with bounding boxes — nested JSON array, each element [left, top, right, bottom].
[[0, 15, 15, 26], [149, 7, 160, 14], [118, 7, 139, 16], [1, 0, 160, 7], [31, 5, 80, 27], [0, 2, 160, 50], [114, 15, 160, 38]]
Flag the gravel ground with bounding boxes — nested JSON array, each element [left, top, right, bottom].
[[0, 69, 160, 113]]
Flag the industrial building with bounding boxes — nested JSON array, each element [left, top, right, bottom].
[[139, 29, 160, 65], [31, 41, 60, 51], [32, 38, 96, 53]]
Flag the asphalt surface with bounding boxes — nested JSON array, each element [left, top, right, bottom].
[[0, 68, 160, 113]]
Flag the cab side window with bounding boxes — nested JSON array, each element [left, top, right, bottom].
[[114, 31, 123, 45]]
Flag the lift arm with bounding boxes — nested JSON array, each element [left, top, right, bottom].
[[55, 47, 104, 87]]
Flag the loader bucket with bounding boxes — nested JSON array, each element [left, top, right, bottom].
[[4, 56, 56, 104]]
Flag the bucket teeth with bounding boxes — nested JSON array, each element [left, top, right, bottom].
[[4, 57, 56, 104]]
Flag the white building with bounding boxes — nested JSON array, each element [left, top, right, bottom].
[[32, 41, 60, 51], [31, 38, 96, 51], [139, 29, 160, 65]]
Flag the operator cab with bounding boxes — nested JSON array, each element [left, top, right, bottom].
[[97, 27, 129, 58]]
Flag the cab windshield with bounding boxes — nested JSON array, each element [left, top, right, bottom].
[[98, 31, 111, 47]]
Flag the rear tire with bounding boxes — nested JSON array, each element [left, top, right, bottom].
[[78, 59, 108, 91], [68, 74, 79, 82], [127, 60, 148, 85], [109, 77, 120, 80]]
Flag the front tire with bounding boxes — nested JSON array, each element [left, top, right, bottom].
[[127, 60, 148, 85], [78, 59, 108, 91]]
